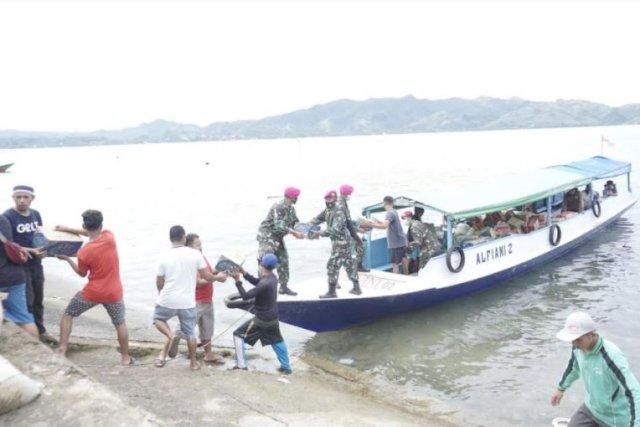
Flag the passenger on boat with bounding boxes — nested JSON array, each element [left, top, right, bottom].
[[369, 196, 409, 275], [403, 208, 433, 272], [562, 188, 585, 213], [603, 180, 618, 198]]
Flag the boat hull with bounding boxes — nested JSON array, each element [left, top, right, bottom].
[[277, 201, 636, 332]]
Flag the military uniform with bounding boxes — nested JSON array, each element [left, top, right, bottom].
[[257, 199, 299, 288], [336, 196, 365, 269], [321, 204, 359, 289], [407, 219, 439, 270]]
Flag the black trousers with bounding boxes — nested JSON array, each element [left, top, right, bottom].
[[25, 263, 46, 334]]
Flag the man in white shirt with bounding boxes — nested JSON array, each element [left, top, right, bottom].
[[153, 225, 220, 370]]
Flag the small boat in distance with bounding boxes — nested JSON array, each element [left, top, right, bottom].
[[0, 163, 14, 173], [275, 156, 636, 332]]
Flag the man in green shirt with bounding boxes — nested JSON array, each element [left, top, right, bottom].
[[551, 311, 640, 426]]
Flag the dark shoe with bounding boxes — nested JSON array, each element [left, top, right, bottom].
[[319, 283, 338, 299], [349, 282, 362, 295], [279, 286, 298, 296], [278, 366, 292, 375], [335, 283, 341, 289], [229, 365, 248, 371], [357, 266, 370, 273]]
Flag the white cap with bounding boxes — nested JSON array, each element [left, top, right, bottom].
[[556, 311, 597, 342]]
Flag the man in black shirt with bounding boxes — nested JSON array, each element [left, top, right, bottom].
[[229, 253, 292, 374], [0, 214, 39, 338], [3, 185, 55, 343]]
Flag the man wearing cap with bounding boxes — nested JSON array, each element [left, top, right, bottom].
[[312, 191, 361, 298], [229, 254, 292, 374], [551, 311, 640, 427], [337, 184, 369, 273], [257, 187, 304, 296], [3, 185, 55, 343]]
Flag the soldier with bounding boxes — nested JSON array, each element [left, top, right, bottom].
[[314, 191, 361, 298], [403, 208, 429, 271], [337, 184, 369, 272], [405, 207, 441, 271], [257, 187, 304, 296]]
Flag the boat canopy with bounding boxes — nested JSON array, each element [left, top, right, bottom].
[[551, 155, 631, 180], [363, 156, 630, 220]]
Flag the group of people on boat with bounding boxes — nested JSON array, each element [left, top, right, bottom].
[[451, 180, 621, 249]]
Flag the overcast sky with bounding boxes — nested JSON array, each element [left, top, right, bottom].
[[1, 0, 639, 132]]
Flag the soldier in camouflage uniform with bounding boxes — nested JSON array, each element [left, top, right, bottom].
[[404, 207, 438, 271], [337, 184, 369, 272], [312, 191, 361, 298], [257, 187, 304, 296]]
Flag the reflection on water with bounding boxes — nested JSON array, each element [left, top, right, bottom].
[[306, 217, 639, 426]]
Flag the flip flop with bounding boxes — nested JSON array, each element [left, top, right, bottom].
[[122, 357, 136, 366], [168, 335, 181, 358], [154, 358, 166, 368]]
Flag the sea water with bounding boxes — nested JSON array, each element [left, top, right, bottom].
[[2, 125, 639, 425]]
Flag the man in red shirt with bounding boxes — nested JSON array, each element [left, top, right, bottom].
[[186, 233, 227, 364], [55, 210, 132, 365]]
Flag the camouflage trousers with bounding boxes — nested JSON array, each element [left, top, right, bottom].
[[257, 234, 290, 286], [354, 237, 364, 267], [407, 242, 432, 270], [327, 239, 358, 285]]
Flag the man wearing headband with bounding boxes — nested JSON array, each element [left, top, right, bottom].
[[256, 187, 304, 296], [3, 185, 55, 343]]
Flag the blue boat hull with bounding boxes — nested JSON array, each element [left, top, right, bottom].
[[277, 205, 634, 332]]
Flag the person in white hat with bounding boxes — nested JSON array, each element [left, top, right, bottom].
[[551, 311, 640, 427]]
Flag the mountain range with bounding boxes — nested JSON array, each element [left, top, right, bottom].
[[1, 96, 639, 148]]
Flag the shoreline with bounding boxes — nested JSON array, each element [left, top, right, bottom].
[[9, 272, 464, 426]]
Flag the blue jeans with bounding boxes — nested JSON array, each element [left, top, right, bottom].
[[0, 283, 35, 324]]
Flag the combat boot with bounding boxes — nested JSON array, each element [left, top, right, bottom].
[[319, 283, 338, 299], [279, 285, 298, 296], [349, 281, 362, 295]]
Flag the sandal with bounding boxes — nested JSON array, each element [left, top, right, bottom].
[[168, 336, 181, 358], [154, 358, 166, 368]]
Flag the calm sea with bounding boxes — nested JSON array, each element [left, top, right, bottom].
[[2, 125, 639, 425]]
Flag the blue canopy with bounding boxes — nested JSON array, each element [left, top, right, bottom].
[[552, 156, 631, 180]]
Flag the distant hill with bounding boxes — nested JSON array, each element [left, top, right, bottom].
[[2, 96, 640, 148]]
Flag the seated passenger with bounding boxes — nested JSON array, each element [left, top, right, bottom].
[[603, 180, 618, 198], [562, 188, 584, 213]]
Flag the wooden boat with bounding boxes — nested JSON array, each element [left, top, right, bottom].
[[0, 163, 14, 173], [274, 156, 636, 332]]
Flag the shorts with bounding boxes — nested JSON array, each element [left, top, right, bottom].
[[0, 283, 35, 324], [65, 292, 126, 327], [389, 246, 407, 264], [233, 316, 283, 346], [153, 305, 197, 339], [196, 302, 214, 343]]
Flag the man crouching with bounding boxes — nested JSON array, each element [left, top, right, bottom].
[[229, 253, 292, 374]]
